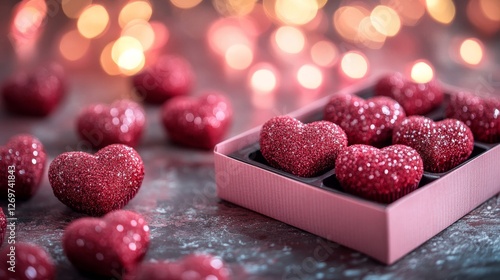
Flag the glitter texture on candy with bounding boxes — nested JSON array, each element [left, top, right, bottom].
[[0, 243, 55, 280], [0, 134, 47, 200], [324, 94, 406, 147], [161, 92, 233, 150], [63, 210, 150, 277], [446, 91, 500, 143], [375, 72, 444, 116], [0, 208, 5, 245], [335, 144, 424, 203], [260, 116, 348, 178], [77, 99, 146, 149], [393, 116, 474, 173], [132, 55, 194, 104], [48, 144, 144, 216]]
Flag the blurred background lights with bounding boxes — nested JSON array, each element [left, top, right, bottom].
[[275, 0, 318, 25], [59, 30, 90, 61], [250, 66, 278, 93], [225, 44, 254, 70], [274, 26, 305, 54], [62, 0, 92, 19], [333, 5, 370, 43], [100, 42, 121, 76], [77, 4, 109, 38], [370, 5, 401, 37], [297, 65, 323, 90], [479, 0, 500, 21], [122, 20, 156, 51], [459, 38, 484, 66], [310, 40, 338, 67], [381, 0, 425, 26], [208, 18, 253, 56], [340, 51, 369, 79], [411, 61, 434, 83], [118, 1, 152, 28], [426, 0, 456, 24], [12, 0, 47, 37], [117, 48, 145, 74], [213, 0, 258, 17], [170, 0, 203, 9], [111, 36, 143, 64]]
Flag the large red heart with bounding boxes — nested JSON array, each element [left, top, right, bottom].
[[76, 100, 146, 149], [1, 64, 65, 117], [260, 116, 348, 177], [335, 144, 424, 203], [324, 94, 406, 147], [446, 91, 500, 143], [393, 116, 474, 173], [374, 72, 444, 115], [0, 134, 47, 200], [63, 210, 150, 277], [48, 144, 144, 216], [161, 92, 233, 150], [0, 242, 55, 280], [132, 55, 194, 104]]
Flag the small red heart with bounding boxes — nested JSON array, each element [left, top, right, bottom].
[[161, 92, 233, 150], [63, 210, 150, 277], [0, 208, 5, 245], [393, 116, 474, 173], [133, 55, 194, 104], [48, 144, 144, 216], [374, 72, 443, 115], [1, 64, 65, 117], [0, 242, 55, 280], [0, 134, 47, 200], [324, 94, 406, 147], [76, 100, 146, 149], [260, 116, 348, 177], [446, 91, 500, 143], [335, 144, 424, 203]]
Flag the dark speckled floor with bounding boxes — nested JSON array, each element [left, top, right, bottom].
[[1, 1, 500, 279]]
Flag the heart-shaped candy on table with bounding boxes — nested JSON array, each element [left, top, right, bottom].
[[393, 116, 474, 173], [446, 91, 500, 143], [161, 92, 233, 150], [0, 208, 5, 245], [1, 64, 65, 116], [335, 144, 424, 203], [260, 116, 348, 177], [48, 144, 144, 216], [63, 210, 150, 277], [132, 55, 194, 104], [0, 134, 47, 200], [324, 94, 406, 147], [0, 242, 55, 280], [127, 254, 230, 280], [374, 72, 444, 115], [76, 100, 146, 149]]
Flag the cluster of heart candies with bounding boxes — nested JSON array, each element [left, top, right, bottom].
[[0, 56, 233, 279], [260, 72, 500, 204]]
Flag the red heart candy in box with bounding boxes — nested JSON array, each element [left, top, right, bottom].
[[48, 144, 144, 216]]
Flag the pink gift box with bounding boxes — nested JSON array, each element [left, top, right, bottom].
[[214, 79, 500, 264]]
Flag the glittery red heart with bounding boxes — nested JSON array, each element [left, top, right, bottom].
[[0, 242, 55, 280], [76, 100, 146, 149], [393, 116, 474, 173], [63, 210, 150, 277], [0, 208, 5, 245], [133, 55, 194, 104], [374, 72, 443, 115], [260, 116, 348, 177], [335, 144, 424, 203], [161, 92, 233, 150], [446, 91, 500, 143], [1, 64, 65, 116], [48, 144, 144, 216], [0, 134, 47, 200], [324, 94, 406, 147]]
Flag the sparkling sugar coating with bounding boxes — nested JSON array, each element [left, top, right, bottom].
[[76, 99, 146, 149], [0, 134, 47, 199], [374, 72, 444, 115], [63, 210, 150, 278], [0, 242, 55, 280], [129, 254, 230, 280], [132, 55, 194, 104], [0, 208, 5, 245], [48, 144, 144, 216], [324, 94, 406, 147], [446, 91, 500, 143], [393, 116, 474, 173], [260, 116, 348, 177], [335, 144, 424, 204], [161, 92, 233, 150], [1, 64, 65, 116]]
